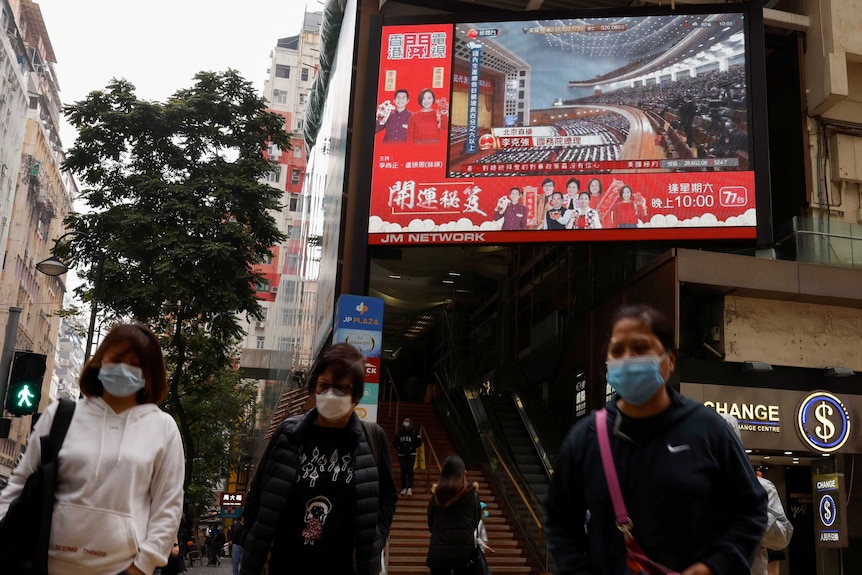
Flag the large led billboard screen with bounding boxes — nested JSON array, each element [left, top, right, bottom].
[[366, 4, 768, 246]]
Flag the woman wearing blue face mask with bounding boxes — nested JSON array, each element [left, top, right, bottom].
[[240, 343, 397, 575], [545, 305, 767, 575], [0, 323, 185, 575]]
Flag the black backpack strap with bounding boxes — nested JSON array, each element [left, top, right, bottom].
[[361, 419, 381, 465], [41, 398, 76, 465]]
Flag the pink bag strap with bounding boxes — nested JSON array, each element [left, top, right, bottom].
[[595, 408, 634, 536]]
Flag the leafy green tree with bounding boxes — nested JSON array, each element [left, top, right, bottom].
[[58, 70, 290, 515]]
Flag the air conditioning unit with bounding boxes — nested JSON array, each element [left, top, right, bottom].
[[255, 321, 266, 329], [271, 286, 278, 293]]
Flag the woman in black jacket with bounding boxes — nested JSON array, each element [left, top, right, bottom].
[[239, 343, 398, 575], [427, 455, 482, 575], [393, 415, 422, 495]]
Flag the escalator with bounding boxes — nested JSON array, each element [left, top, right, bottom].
[[484, 393, 552, 503]]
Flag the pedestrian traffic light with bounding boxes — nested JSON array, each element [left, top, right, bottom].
[[4, 351, 46, 416]]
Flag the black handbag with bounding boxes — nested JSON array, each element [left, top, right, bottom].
[[0, 398, 76, 574]]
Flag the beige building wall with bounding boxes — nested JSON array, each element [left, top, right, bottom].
[[723, 295, 862, 371]]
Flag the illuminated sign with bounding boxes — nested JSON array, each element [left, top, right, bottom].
[[796, 392, 851, 453], [220, 493, 244, 507], [813, 473, 848, 548], [681, 383, 862, 453], [369, 8, 766, 246]]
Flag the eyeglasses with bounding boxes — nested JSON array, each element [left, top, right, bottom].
[[315, 381, 353, 397]]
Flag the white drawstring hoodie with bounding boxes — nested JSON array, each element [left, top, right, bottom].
[[0, 396, 185, 575]]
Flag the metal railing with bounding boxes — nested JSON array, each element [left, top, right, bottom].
[[510, 392, 555, 479], [418, 422, 442, 493]]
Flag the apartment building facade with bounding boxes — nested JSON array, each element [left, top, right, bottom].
[[0, 0, 72, 482]]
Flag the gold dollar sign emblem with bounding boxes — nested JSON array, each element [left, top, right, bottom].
[[815, 401, 836, 442]]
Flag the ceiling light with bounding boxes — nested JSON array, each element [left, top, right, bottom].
[[443, 280, 454, 284], [448, 272, 460, 277], [388, 274, 401, 279], [783, 451, 793, 455], [763, 456, 770, 460]]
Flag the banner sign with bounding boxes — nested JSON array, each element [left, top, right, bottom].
[[370, 12, 761, 246], [333, 295, 384, 422], [813, 473, 848, 548]]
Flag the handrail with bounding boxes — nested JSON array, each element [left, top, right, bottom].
[[482, 431, 544, 543], [384, 365, 402, 438], [419, 422, 442, 493], [510, 392, 555, 479]]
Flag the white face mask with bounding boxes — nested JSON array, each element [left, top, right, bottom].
[[316, 390, 355, 421], [98, 363, 146, 398]]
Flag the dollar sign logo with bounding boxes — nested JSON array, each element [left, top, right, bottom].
[[815, 401, 836, 442], [824, 499, 833, 522]]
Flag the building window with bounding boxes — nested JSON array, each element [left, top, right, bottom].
[[255, 278, 270, 292], [273, 89, 288, 105], [301, 68, 309, 82], [256, 336, 265, 349], [275, 65, 290, 78], [265, 168, 280, 183], [296, 119, 304, 131], [277, 337, 292, 351], [260, 252, 274, 265], [294, 147, 302, 158], [291, 169, 301, 186], [289, 195, 299, 211]]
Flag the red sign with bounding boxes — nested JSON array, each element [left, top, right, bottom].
[[365, 357, 381, 384]]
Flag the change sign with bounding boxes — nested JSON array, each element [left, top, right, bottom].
[[813, 473, 847, 548]]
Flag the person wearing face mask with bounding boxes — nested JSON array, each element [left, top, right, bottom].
[[240, 343, 397, 575], [545, 305, 767, 575], [393, 415, 423, 496], [0, 323, 185, 575]]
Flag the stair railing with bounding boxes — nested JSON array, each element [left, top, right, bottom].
[[510, 392, 555, 479], [383, 365, 402, 438], [482, 431, 544, 546], [418, 422, 442, 493]]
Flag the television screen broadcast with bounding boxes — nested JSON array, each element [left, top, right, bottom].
[[367, 8, 764, 246]]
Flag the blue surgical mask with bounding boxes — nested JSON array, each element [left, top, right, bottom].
[[402, 421, 410, 428], [98, 363, 146, 398], [606, 354, 668, 406]]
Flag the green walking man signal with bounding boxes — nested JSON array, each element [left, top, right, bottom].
[[4, 351, 47, 416]]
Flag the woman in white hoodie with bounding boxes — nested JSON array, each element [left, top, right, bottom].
[[0, 323, 185, 575]]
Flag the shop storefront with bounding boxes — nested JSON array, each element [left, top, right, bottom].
[[682, 378, 862, 575]]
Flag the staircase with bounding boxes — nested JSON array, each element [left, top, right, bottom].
[[378, 401, 534, 575]]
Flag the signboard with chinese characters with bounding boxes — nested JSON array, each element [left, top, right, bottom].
[[220, 492, 244, 507], [333, 295, 384, 422], [369, 8, 767, 246], [813, 473, 848, 548]]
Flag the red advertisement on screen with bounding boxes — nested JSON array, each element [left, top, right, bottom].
[[369, 20, 759, 246]]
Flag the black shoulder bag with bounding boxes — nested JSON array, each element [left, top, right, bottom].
[[0, 398, 76, 575]]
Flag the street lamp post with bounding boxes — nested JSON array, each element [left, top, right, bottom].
[[35, 233, 103, 364]]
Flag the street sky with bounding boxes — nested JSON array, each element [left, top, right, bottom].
[[37, 0, 316, 147], [35, 0, 315, 300]]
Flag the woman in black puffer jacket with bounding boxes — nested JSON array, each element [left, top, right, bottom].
[[427, 455, 482, 575]]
